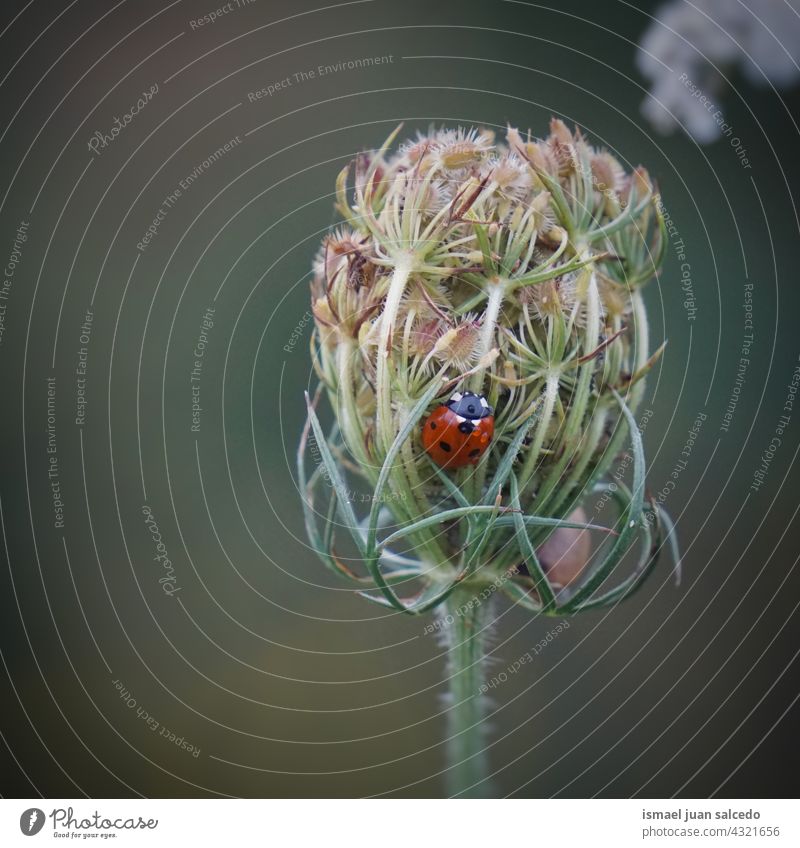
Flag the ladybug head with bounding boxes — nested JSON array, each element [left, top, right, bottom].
[[446, 391, 493, 420]]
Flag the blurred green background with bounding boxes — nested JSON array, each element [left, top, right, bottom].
[[1, 0, 799, 798]]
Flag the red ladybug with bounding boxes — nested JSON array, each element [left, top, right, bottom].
[[422, 391, 495, 468]]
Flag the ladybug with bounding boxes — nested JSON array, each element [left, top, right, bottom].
[[422, 391, 495, 468]]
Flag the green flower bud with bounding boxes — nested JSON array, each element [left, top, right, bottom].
[[300, 121, 676, 617]]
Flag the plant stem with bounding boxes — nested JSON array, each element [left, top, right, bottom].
[[518, 372, 560, 493], [336, 339, 368, 468], [469, 278, 504, 393], [441, 587, 493, 797], [467, 279, 505, 502], [376, 259, 412, 454], [533, 271, 601, 513]]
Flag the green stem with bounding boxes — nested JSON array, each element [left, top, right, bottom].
[[336, 339, 369, 468], [518, 372, 560, 493], [376, 258, 413, 454], [586, 289, 650, 492], [469, 279, 505, 393], [533, 272, 600, 512], [441, 587, 493, 797], [468, 279, 505, 502], [371, 258, 450, 565]]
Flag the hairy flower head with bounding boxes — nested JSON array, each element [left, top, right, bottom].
[[301, 121, 674, 617]]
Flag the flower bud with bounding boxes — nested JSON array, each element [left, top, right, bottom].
[[301, 121, 670, 616]]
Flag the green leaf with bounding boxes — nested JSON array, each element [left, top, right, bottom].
[[358, 379, 450, 612], [576, 144, 595, 231], [358, 574, 465, 614], [482, 414, 536, 505], [428, 456, 472, 510], [472, 220, 496, 273], [560, 388, 646, 612], [491, 514, 617, 533], [506, 251, 598, 291], [501, 214, 535, 276], [428, 456, 479, 558], [530, 167, 574, 235], [587, 187, 652, 244], [380, 505, 510, 549], [510, 472, 556, 611], [463, 493, 506, 576], [297, 408, 369, 584], [304, 392, 366, 557], [657, 504, 682, 586], [501, 578, 544, 613], [573, 502, 660, 610], [453, 289, 489, 316], [366, 378, 446, 557]]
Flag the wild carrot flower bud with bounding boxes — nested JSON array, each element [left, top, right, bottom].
[[299, 121, 677, 796]]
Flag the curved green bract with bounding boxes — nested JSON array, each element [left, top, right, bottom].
[[299, 383, 675, 616]]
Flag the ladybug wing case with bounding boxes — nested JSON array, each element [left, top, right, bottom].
[[422, 406, 494, 468]]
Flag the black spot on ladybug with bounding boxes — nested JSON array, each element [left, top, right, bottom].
[[440, 441, 452, 452], [458, 421, 474, 435], [467, 403, 476, 414], [469, 448, 481, 458], [429, 421, 437, 429]]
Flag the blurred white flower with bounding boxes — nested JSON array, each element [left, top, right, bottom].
[[637, 0, 800, 142]]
